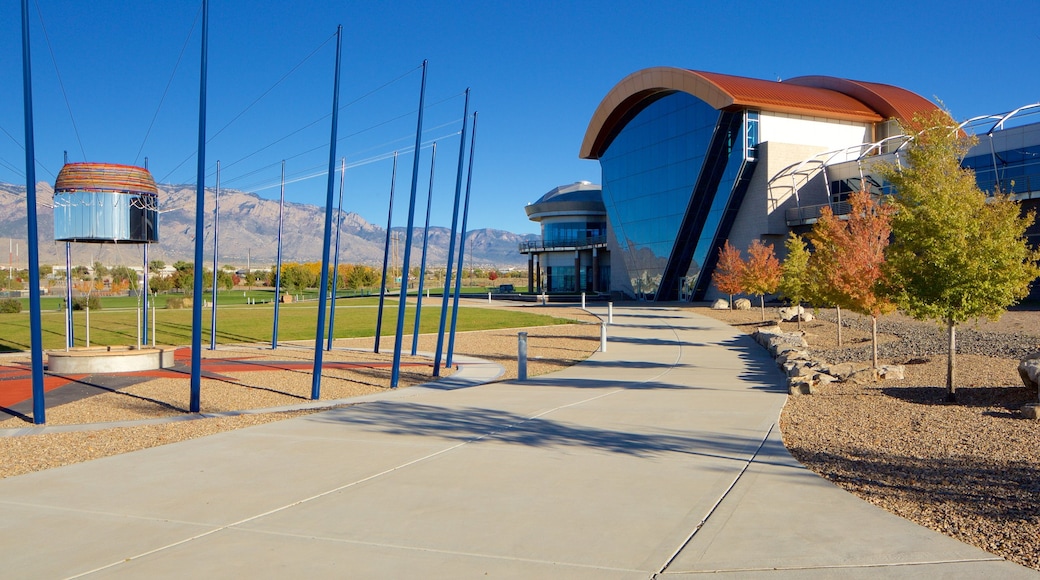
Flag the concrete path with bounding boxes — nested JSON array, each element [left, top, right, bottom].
[[0, 306, 1034, 578]]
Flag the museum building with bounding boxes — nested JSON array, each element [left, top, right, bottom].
[[562, 66, 1040, 301]]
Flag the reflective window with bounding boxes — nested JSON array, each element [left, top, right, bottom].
[[599, 92, 719, 297]]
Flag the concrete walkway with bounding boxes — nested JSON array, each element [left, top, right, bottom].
[[0, 306, 1034, 578]]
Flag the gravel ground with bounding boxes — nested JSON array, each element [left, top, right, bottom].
[[0, 306, 602, 479], [695, 304, 1040, 572]]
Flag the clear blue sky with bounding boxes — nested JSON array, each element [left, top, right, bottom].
[[2, 0, 1039, 236]]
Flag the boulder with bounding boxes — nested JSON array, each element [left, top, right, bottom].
[[778, 305, 814, 323], [1022, 404, 1040, 420], [734, 298, 752, 310], [711, 298, 729, 310], [821, 362, 872, 381], [878, 365, 905, 380], [1018, 352, 1040, 391]]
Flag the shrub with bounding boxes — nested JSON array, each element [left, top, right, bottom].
[[0, 298, 22, 313], [71, 295, 102, 311]]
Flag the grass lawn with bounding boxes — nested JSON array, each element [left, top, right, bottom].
[[0, 292, 569, 352]]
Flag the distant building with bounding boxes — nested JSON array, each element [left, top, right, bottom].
[[519, 182, 610, 294], [576, 67, 1040, 301]]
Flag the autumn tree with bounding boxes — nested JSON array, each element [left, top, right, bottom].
[[809, 188, 896, 365], [877, 108, 1040, 400], [712, 240, 745, 308], [742, 239, 782, 321], [777, 232, 811, 329]]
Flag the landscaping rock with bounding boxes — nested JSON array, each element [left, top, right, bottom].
[[1018, 351, 1040, 391], [734, 298, 752, 310], [878, 365, 905, 380], [711, 298, 729, 310], [778, 305, 814, 323], [1022, 404, 1040, 420]]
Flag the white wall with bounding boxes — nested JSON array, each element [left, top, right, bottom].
[[760, 112, 870, 152]]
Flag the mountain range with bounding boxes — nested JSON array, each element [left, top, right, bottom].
[[0, 181, 537, 270]]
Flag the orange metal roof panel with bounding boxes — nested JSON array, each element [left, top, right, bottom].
[[784, 75, 937, 122], [692, 70, 883, 122]]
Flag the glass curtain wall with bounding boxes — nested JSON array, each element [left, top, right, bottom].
[[598, 92, 721, 297]]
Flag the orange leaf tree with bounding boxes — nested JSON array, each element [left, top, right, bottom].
[[742, 239, 782, 321], [711, 240, 745, 308], [810, 188, 895, 366]]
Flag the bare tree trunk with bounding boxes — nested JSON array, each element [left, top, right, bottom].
[[760, 295, 765, 321], [947, 319, 957, 402], [728, 293, 733, 309], [871, 315, 878, 368], [796, 302, 802, 331], [836, 306, 843, 347]]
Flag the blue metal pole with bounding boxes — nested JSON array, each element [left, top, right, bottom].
[[189, 0, 209, 413], [433, 89, 469, 376], [21, 0, 45, 424], [374, 152, 398, 353], [447, 111, 478, 368], [390, 60, 428, 389], [65, 242, 73, 347], [272, 160, 285, 349], [411, 142, 437, 356], [210, 161, 219, 350], [326, 157, 345, 351], [142, 244, 149, 346], [310, 24, 343, 401]]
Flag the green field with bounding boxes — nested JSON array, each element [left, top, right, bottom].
[[0, 292, 562, 353]]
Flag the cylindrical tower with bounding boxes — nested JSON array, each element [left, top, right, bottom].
[[53, 162, 159, 243]]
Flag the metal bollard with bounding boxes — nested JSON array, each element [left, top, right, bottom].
[[518, 331, 528, 381], [600, 322, 607, 352], [608, 301, 613, 324], [581, 292, 585, 309], [488, 291, 492, 303], [86, 306, 91, 348]]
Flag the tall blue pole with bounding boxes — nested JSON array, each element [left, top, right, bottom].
[[374, 152, 398, 353], [326, 157, 345, 351], [390, 60, 428, 389], [209, 161, 220, 350], [272, 161, 285, 349], [189, 0, 209, 413], [411, 142, 436, 356], [65, 242, 73, 348], [310, 25, 343, 401], [447, 111, 478, 368], [21, 0, 45, 424], [433, 89, 469, 376]]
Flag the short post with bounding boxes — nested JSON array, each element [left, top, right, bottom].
[[488, 291, 492, 303], [608, 301, 613, 324], [85, 306, 91, 348], [581, 292, 586, 309], [517, 331, 528, 381], [540, 293, 547, 305], [136, 308, 141, 350], [152, 304, 156, 346], [600, 322, 607, 352]]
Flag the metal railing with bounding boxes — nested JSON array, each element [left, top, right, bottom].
[[518, 235, 607, 253]]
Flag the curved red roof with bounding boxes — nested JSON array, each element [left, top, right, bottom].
[[54, 162, 158, 195], [580, 67, 938, 159]]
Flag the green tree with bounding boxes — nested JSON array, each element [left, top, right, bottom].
[[742, 239, 782, 321], [777, 232, 811, 329], [877, 109, 1040, 400], [149, 260, 166, 271]]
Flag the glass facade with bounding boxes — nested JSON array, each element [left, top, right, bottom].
[[54, 191, 159, 243], [963, 144, 1040, 196], [543, 221, 607, 244], [599, 91, 752, 298]]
